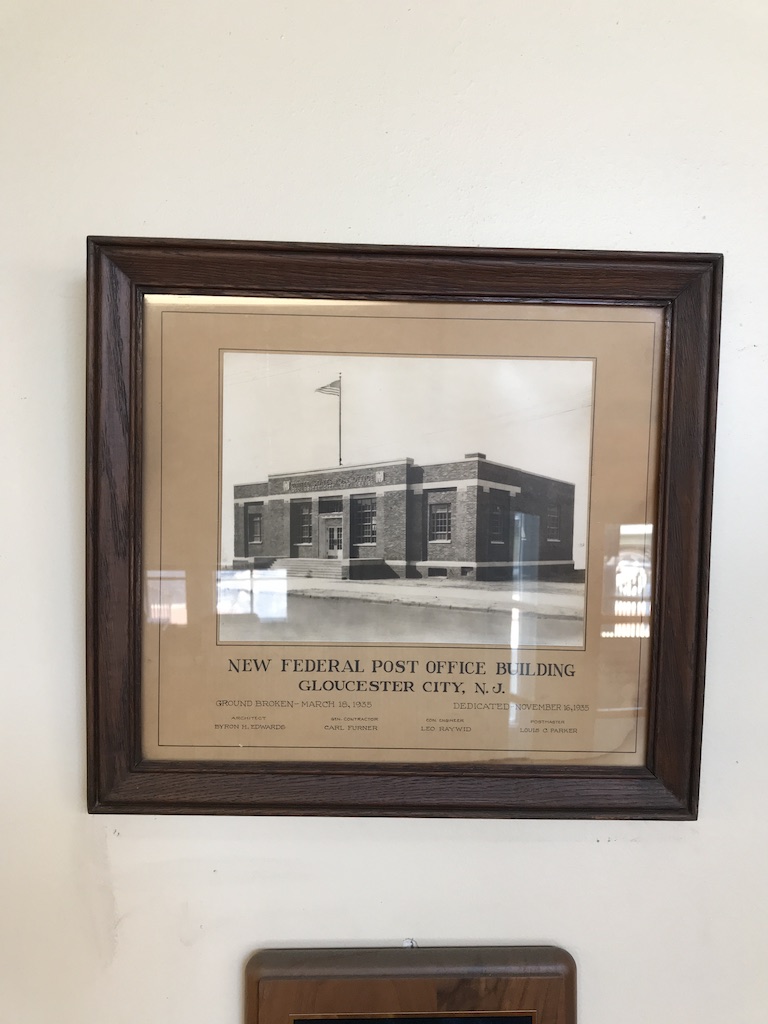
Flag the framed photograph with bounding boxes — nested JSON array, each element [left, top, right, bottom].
[[86, 237, 722, 817], [245, 946, 576, 1024]]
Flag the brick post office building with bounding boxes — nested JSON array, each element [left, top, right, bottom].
[[233, 453, 577, 581]]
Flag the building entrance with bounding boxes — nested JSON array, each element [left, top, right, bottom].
[[321, 515, 343, 559]]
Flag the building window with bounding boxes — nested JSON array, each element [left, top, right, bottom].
[[300, 504, 312, 543], [246, 506, 263, 544], [429, 503, 452, 541], [546, 505, 560, 541], [490, 502, 505, 542], [319, 497, 343, 514], [352, 497, 377, 544]]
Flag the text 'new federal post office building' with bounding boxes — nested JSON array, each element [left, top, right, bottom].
[[233, 453, 577, 581]]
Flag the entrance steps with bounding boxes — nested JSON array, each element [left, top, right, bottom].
[[271, 557, 345, 580]]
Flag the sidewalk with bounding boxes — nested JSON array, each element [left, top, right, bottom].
[[286, 575, 584, 619]]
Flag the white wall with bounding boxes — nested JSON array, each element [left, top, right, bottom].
[[2, 3, 766, 1021]]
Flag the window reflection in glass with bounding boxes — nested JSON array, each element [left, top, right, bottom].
[[217, 569, 287, 620], [601, 524, 653, 639], [146, 570, 188, 625]]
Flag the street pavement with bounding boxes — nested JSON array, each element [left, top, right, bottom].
[[285, 575, 584, 619]]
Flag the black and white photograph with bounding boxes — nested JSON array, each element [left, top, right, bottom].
[[218, 350, 594, 648]]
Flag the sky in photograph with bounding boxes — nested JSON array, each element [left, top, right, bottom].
[[220, 352, 594, 567]]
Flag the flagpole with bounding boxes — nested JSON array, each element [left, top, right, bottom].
[[338, 373, 342, 465], [315, 375, 343, 464]]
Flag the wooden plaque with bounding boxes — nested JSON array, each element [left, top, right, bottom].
[[245, 947, 576, 1024]]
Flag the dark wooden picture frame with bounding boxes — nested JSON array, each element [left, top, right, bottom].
[[86, 237, 721, 817], [245, 946, 576, 1024]]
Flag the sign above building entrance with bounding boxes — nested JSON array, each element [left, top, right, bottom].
[[86, 238, 721, 818]]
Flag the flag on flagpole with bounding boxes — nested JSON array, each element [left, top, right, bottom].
[[315, 378, 341, 396], [315, 375, 343, 464]]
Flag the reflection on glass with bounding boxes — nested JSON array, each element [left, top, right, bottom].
[[146, 570, 188, 625], [508, 604, 520, 727], [217, 569, 288, 621], [601, 524, 652, 639]]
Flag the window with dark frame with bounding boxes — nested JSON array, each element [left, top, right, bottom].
[[490, 501, 505, 542], [429, 503, 452, 541], [352, 497, 376, 544], [546, 504, 560, 541], [299, 504, 312, 543], [246, 505, 262, 543]]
